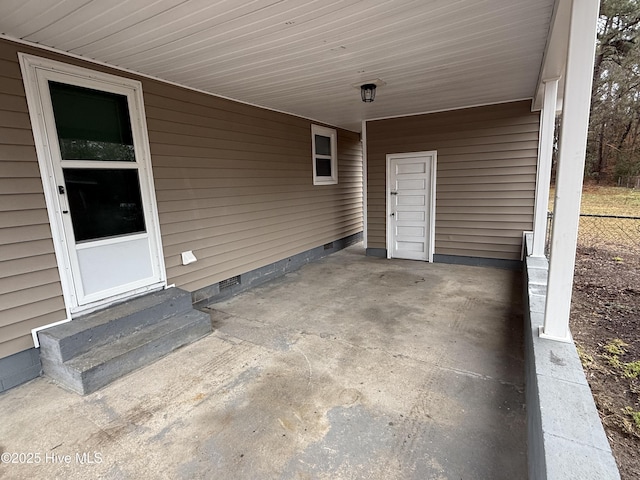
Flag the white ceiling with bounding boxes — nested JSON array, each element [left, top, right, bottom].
[[0, 0, 557, 132]]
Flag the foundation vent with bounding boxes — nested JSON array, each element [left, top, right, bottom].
[[323, 242, 334, 250], [219, 275, 241, 290]]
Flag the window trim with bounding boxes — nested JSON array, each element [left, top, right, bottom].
[[311, 124, 338, 185]]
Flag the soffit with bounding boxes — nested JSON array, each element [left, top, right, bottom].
[[0, 0, 556, 131]]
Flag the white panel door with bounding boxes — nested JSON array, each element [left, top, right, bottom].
[[21, 55, 166, 313], [387, 152, 436, 261]]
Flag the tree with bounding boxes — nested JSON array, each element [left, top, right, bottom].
[[586, 0, 640, 184]]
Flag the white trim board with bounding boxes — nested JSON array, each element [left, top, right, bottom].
[[361, 120, 368, 249]]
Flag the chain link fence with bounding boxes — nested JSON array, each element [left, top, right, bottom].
[[546, 212, 640, 256]]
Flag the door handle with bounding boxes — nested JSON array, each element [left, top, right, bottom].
[[58, 185, 69, 214], [390, 191, 398, 195]]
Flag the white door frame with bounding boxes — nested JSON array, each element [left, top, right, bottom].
[[19, 54, 167, 316], [386, 151, 437, 262]]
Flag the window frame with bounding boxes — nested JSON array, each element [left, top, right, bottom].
[[311, 124, 338, 185]]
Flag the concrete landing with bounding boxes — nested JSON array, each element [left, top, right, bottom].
[[0, 245, 526, 479]]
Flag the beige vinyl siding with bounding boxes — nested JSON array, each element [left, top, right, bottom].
[[145, 81, 362, 290], [0, 41, 67, 358], [367, 101, 539, 260], [0, 38, 363, 359]]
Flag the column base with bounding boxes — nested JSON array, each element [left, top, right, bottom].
[[539, 326, 573, 343]]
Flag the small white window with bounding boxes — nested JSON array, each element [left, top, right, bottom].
[[312, 125, 338, 185]]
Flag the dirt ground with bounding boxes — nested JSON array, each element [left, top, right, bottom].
[[571, 245, 640, 480]]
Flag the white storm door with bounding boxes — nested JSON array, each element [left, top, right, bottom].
[[23, 57, 165, 311], [387, 152, 436, 261]]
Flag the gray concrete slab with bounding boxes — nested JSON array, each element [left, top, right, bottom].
[[0, 245, 526, 479]]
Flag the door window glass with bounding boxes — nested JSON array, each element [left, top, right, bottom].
[[49, 81, 135, 161], [63, 168, 146, 242]]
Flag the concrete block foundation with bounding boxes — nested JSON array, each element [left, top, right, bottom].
[[0, 348, 41, 393], [523, 234, 620, 480]]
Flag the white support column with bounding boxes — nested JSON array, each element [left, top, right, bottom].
[[362, 120, 368, 249], [541, 0, 600, 341], [531, 78, 559, 257]]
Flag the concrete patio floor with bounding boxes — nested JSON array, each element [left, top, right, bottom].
[[0, 245, 527, 479]]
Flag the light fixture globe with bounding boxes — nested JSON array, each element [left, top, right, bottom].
[[360, 83, 377, 102]]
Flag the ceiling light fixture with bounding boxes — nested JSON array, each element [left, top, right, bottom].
[[360, 83, 377, 103]]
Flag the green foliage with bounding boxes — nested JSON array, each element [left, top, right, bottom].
[[614, 150, 640, 178], [602, 339, 640, 378], [623, 361, 640, 378], [622, 406, 640, 429], [604, 338, 628, 356]]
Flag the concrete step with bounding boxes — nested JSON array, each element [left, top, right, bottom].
[[39, 288, 193, 363], [37, 287, 212, 395], [40, 309, 211, 395]]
